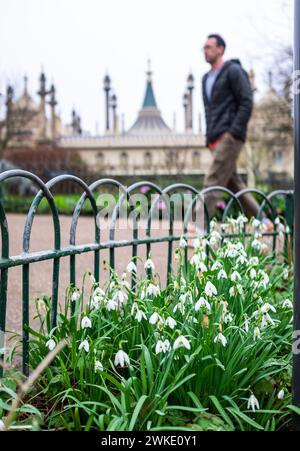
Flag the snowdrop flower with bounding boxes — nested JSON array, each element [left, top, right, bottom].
[[126, 261, 137, 273], [260, 243, 268, 253], [283, 268, 289, 280], [71, 291, 81, 302], [199, 262, 208, 273], [282, 299, 293, 309], [46, 339, 56, 351], [214, 333, 228, 347], [81, 316, 92, 329], [251, 240, 262, 251], [211, 261, 223, 271], [144, 258, 155, 271], [155, 339, 171, 355], [236, 255, 248, 265], [0, 419, 4, 431], [173, 336, 191, 351], [230, 271, 242, 282], [195, 298, 211, 312], [146, 283, 160, 298], [244, 315, 250, 333], [224, 313, 233, 324], [218, 269, 228, 280], [106, 299, 118, 312], [247, 394, 260, 412], [112, 290, 128, 306], [237, 215, 248, 225], [249, 257, 259, 267], [205, 281, 218, 298], [114, 350, 130, 368], [179, 236, 188, 249], [173, 302, 185, 315], [278, 389, 285, 400], [252, 219, 261, 229], [250, 268, 257, 279], [274, 217, 281, 226], [193, 238, 202, 250], [190, 254, 201, 268], [261, 313, 275, 328], [261, 303, 276, 314], [229, 286, 236, 298], [237, 285, 244, 295], [94, 360, 104, 373], [135, 310, 147, 323], [79, 340, 90, 353], [211, 230, 222, 241], [131, 302, 139, 316], [149, 312, 163, 325], [165, 317, 177, 330], [253, 327, 261, 340], [286, 225, 291, 234]]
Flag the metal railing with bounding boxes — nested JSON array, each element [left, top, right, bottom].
[[0, 169, 294, 376]]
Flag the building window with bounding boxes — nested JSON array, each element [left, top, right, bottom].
[[193, 151, 200, 168], [120, 152, 128, 169], [144, 152, 152, 169], [273, 150, 283, 165], [97, 152, 104, 167]]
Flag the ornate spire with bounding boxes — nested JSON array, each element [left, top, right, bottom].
[[142, 60, 157, 109], [24, 75, 28, 96]]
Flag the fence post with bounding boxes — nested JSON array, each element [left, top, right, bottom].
[[293, 0, 300, 431]]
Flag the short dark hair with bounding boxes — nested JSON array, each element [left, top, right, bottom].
[[207, 34, 226, 53]]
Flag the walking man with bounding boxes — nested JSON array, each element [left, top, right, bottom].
[[191, 34, 272, 233]]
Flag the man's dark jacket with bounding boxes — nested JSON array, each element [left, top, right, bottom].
[[202, 59, 253, 146]]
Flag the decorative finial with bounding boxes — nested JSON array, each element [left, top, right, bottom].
[[146, 59, 152, 82], [24, 75, 28, 95], [268, 71, 273, 90]]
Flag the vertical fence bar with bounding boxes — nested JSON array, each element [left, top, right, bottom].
[[293, 0, 300, 431], [22, 264, 30, 376]]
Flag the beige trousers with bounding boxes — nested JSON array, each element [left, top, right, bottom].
[[202, 133, 260, 221]]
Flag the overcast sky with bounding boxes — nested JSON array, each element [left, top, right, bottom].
[[0, 0, 293, 134]]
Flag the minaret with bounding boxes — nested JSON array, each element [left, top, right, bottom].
[[103, 74, 111, 132], [183, 92, 189, 132], [71, 109, 82, 135], [187, 73, 194, 132], [48, 84, 57, 141], [5, 85, 14, 136], [23, 75, 28, 96], [38, 71, 48, 140], [110, 93, 118, 134]]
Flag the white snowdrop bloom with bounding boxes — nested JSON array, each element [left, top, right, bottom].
[[109, 280, 116, 292], [126, 261, 137, 273], [261, 303, 276, 314], [218, 269, 228, 280], [225, 246, 239, 259], [254, 327, 261, 340], [195, 298, 211, 312], [210, 219, 218, 230], [211, 230, 222, 241], [173, 302, 185, 315], [94, 287, 105, 297], [94, 360, 104, 373], [274, 217, 281, 226], [0, 419, 4, 431], [179, 293, 189, 304], [231, 271, 242, 282], [252, 240, 262, 251], [260, 243, 268, 253], [278, 389, 285, 400], [193, 238, 202, 250], [135, 310, 147, 323], [114, 350, 130, 368], [211, 261, 223, 272], [121, 279, 131, 290], [106, 299, 118, 312], [250, 268, 257, 280], [81, 316, 92, 329], [190, 254, 201, 268], [165, 317, 177, 330], [237, 216, 248, 225], [261, 313, 275, 328], [149, 312, 163, 325], [224, 313, 233, 324], [229, 287, 236, 298], [173, 336, 191, 351], [205, 281, 218, 298], [214, 333, 228, 347], [91, 295, 101, 310], [247, 394, 260, 412], [249, 257, 259, 267], [286, 225, 291, 234], [283, 268, 289, 280], [155, 339, 171, 355], [79, 340, 90, 353], [71, 291, 81, 302], [140, 289, 146, 300], [113, 290, 128, 306], [282, 299, 293, 309], [236, 255, 248, 266], [254, 232, 263, 240], [179, 236, 188, 249], [46, 339, 56, 351], [237, 285, 244, 295], [146, 283, 160, 298], [144, 258, 155, 271], [252, 219, 261, 229], [199, 262, 208, 273]]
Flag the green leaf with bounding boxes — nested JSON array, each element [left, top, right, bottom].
[[128, 395, 148, 431]]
